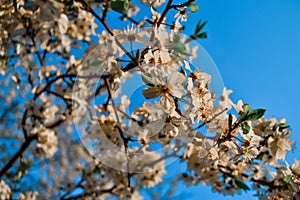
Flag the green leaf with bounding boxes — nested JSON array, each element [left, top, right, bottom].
[[273, 123, 290, 132], [195, 20, 207, 34], [241, 123, 250, 134], [240, 104, 251, 119], [278, 123, 290, 131], [111, 0, 129, 13], [234, 179, 250, 191], [272, 124, 278, 131], [142, 73, 155, 87], [142, 87, 162, 99], [196, 32, 207, 39], [283, 175, 292, 185], [242, 104, 251, 114], [173, 34, 180, 43], [243, 109, 266, 122], [173, 42, 190, 55], [189, 4, 199, 13]]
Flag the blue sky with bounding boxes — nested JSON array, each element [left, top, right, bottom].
[[176, 0, 300, 199], [195, 0, 300, 156]]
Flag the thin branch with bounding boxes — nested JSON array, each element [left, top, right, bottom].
[[60, 179, 84, 200], [30, 36, 45, 68], [102, 0, 109, 20], [76, 0, 145, 72], [218, 164, 284, 190], [61, 186, 117, 200], [76, 0, 113, 35], [117, 108, 144, 126], [114, 10, 139, 25], [33, 74, 108, 100], [104, 78, 131, 187], [21, 109, 28, 140], [0, 101, 18, 124], [192, 108, 228, 131], [157, 0, 173, 27], [0, 135, 37, 179]]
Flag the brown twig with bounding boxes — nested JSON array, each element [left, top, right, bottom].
[[0, 135, 37, 179], [193, 108, 228, 131], [77, 0, 141, 71], [61, 186, 117, 200], [157, 0, 173, 27], [218, 164, 283, 190], [103, 77, 131, 187]]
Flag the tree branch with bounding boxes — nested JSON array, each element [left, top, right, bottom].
[[157, 0, 173, 27], [0, 135, 37, 179], [104, 77, 131, 187]]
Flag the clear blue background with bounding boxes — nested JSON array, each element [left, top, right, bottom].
[[175, 0, 300, 199]]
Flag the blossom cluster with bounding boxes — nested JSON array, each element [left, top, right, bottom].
[[0, 0, 299, 199]]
